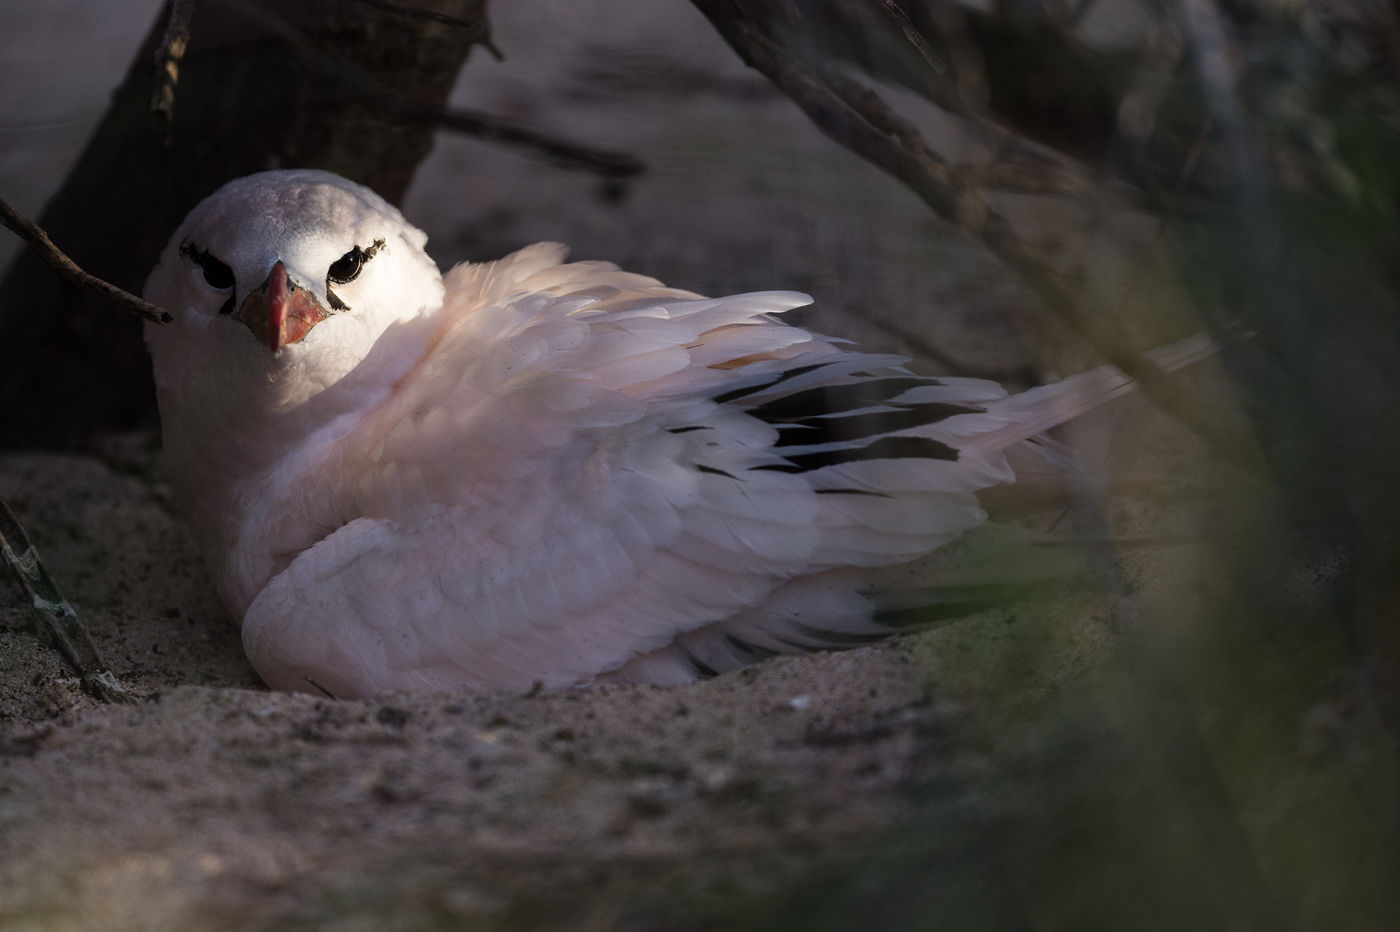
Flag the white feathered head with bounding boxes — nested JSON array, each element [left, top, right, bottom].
[[144, 169, 445, 414]]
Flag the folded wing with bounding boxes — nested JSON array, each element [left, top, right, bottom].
[[241, 245, 1094, 696]]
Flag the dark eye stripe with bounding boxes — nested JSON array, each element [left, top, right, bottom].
[[179, 241, 234, 291], [327, 237, 386, 285]]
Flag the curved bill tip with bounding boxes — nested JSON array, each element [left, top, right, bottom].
[[232, 261, 329, 352]]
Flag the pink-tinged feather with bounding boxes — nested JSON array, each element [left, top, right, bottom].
[[144, 170, 1217, 698]]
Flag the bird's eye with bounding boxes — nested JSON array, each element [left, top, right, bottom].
[[180, 241, 234, 291], [327, 249, 363, 285], [201, 258, 235, 290], [327, 238, 385, 285]]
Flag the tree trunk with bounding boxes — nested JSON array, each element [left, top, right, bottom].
[[0, 0, 491, 448]]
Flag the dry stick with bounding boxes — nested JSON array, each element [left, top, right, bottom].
[[399, 107, 646, 178], [854, 0, 1081, 183], [0, 197, 171, 325], [874, 0, 946, 74], [0, 202, 167, 703], [0, 495, 131, 702], [957, 162, 1090, 197], [0, 200, 162, 700], [692, 4, 1260, 471]]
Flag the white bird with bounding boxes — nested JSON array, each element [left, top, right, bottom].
[[143, 169, 1210, 699]]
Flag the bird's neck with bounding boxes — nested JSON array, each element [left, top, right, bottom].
[[157, 314, 441, 615]]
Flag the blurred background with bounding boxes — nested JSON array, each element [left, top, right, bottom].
[[3, 0, 1399, 928]]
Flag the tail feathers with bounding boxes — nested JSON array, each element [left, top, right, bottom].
[[599, 523, 1115, 685], [963, 332, 1218, 453]]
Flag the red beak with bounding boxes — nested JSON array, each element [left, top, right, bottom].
[[232, 261, 329, 352]]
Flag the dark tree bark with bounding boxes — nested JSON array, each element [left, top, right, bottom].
[[0, 0, 491, 449]]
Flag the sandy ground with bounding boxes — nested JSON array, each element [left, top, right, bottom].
[[0, 401, 1254, 932], [1, 388, 1281, 931], [4, 2, 1397, 929]]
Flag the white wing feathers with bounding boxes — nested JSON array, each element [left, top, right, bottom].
[[945, 331, 1218, 454], [241, 245, 1199, 696]]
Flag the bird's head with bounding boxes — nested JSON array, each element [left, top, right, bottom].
[[144, 169, 445, 419]]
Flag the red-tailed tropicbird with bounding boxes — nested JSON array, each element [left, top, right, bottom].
[[143, 169, 1211, 698]]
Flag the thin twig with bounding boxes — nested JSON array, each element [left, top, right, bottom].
[[0, 197, 171, 325], [691, 0, 1261, 471], [953, 162, 1091, 197], [350, 0, 503, 59], [849, 0, 1079, 181], [398, 106, 647, 178], [0, 494, 131, 703], [151, 0, 196, 140], [874, 0, 945, 74]]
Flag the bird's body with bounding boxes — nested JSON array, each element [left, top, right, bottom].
[[144, 170, 1207, 698]]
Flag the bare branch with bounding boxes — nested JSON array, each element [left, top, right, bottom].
[[952, 162, 1091, 197], [0, 494, 131, 703], [691, 0, 1261, 471], [874, 0, 945, 74], [398, 106, 646, 178], [0, 197, 171, 325]]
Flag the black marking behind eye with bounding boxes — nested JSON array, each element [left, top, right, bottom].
[[180, 241, 234, 292], [327, 237, 386, 285]]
